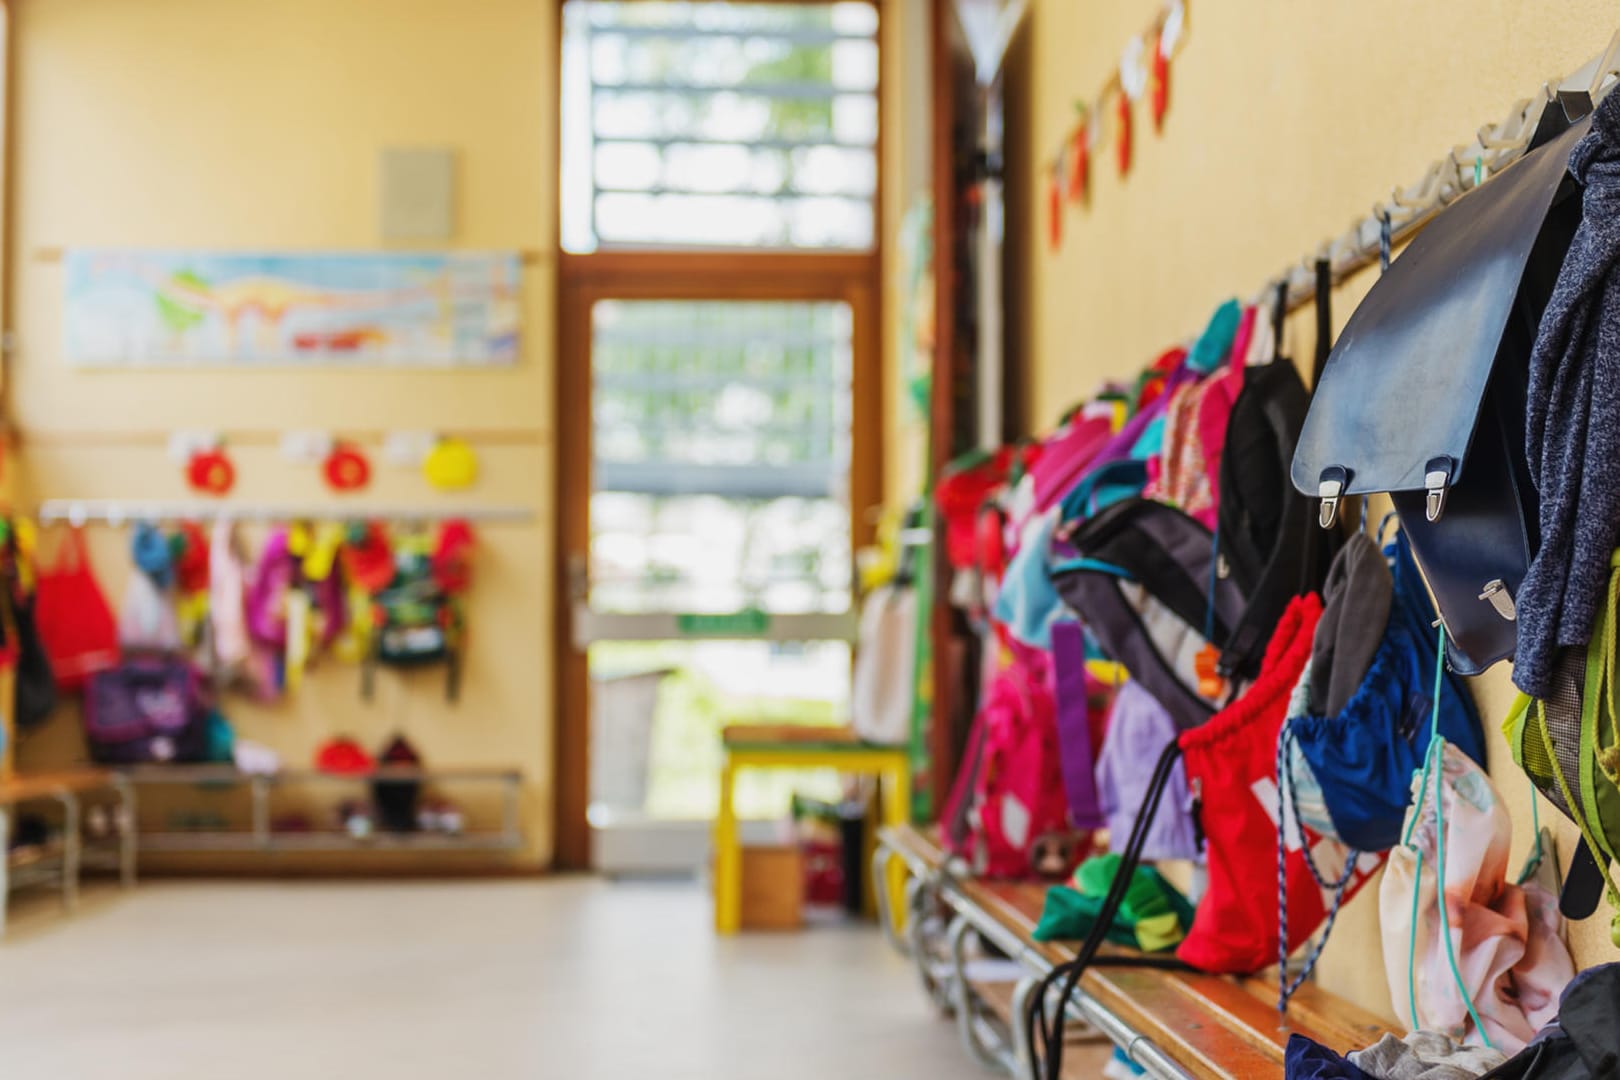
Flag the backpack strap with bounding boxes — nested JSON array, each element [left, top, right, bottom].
[[1023, 739, 1193, 1080], [1216, 362, 1340, 680], [444, 603, 464, 703], [362, 620, 379, 702], [1311, 257, 1332, 388]]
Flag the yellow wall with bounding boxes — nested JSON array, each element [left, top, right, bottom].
[[1009, 0, 1619, 1021], [8, 0, 558, 866]]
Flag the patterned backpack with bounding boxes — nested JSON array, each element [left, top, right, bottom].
[[942, 637, 1082, 879]]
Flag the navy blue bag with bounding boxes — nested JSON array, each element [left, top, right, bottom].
[[1284, 529, 1488, 853]]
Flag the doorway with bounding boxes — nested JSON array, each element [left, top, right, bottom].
[[553, 0, 884, 875]]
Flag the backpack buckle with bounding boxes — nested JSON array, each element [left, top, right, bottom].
[[1424, 457, 1455, 522], [1479, 579, 1517, 621], [1317, 466, 1350, 529]]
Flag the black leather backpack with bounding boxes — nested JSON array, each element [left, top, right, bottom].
[[1291, 104, 1593, 675]]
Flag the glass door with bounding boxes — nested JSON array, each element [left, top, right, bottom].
[[553, 0, 882, 871], [577, 299, 861, 872]]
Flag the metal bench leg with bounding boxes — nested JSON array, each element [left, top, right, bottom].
[[909, 878, 955, 1015], [57, 791, 81, 912], [112, 774, 137, 889], [1010, 973, 1039, 1070], [948, 913, 1009, 1072]]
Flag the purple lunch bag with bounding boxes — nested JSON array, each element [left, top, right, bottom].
[[84, 659, 209, 764]]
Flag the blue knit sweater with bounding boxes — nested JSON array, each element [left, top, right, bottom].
[[1515, 90, 1620, 696]]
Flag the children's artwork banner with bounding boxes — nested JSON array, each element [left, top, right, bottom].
[[63, 250, 521, 367]]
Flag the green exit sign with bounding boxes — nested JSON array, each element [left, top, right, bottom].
[[675, 609, 772, 637]]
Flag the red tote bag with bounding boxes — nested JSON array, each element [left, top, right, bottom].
[[35, 528, 119, 691]]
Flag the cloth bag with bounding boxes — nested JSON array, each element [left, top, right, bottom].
[[850, 579, 916, 745], [34, 528, 119, 691], [5, 591, 58, 732], [1286, 531, 1488, 852], [1095, 679, 1199, 861], [120, 569, 181, 653], [1177, 593, 1381, 974], [1032, 852, 1196, 951], [942, 639, 1077, 878], [1052, 497, 1250, 731], [84, 658, 209, 764], [1379, 744, 1574, 1055]]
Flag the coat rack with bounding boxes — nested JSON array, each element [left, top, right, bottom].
[[36, 500, 534, 526]]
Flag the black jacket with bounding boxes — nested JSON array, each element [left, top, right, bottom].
[[1482, 964, 1620, 1079]]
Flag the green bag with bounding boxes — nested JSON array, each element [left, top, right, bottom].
[[1032, 853, 1196, 952], [1504, 549, 1620, 943], [362, 577, 464, 703]]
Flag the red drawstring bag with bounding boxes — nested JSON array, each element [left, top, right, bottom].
[[35, 528, 120, 691], [1176, 593, 1381, 974]]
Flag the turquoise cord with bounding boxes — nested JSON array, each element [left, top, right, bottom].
[[1401, 624, 1494, 1050], [1517, 781, 1544, 886], [1431, 731, 1494, 1050], [1406, 845, 1424, 1031]]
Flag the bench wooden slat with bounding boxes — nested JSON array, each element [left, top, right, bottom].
[[0, 768, 113, 804], [1084, 966, 1290, 1080], [882, 824, 1395, 1079], [881, 822, 951, 874], [1239, 979, 1391, 1053]]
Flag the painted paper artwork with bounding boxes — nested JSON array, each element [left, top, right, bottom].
[[63, 250, 521, 367]]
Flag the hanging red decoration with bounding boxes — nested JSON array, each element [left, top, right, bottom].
[[323, 442, 371, 493], [186, 448, 235, 496], [1047, 171, 1063, 252], [1066, 118, 1090, 204], [1115, 92, 1133, 177], [1151, 30, 1171, 130]]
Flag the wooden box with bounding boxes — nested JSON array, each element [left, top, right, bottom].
[[740, 845, 805, 931]]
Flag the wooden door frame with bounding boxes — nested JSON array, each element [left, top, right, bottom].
[[549, 0, 888, 870], [552, 251, 883, 870]]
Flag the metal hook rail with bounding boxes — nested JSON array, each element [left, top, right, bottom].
[[1256, 29, 1620, 317]]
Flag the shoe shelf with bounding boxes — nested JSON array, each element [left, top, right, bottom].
[[120, 765, 523, 854]]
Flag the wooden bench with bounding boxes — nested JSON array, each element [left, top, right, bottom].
[[877, 824, 1393, 1080], [714, 724, 910, 934], [0, 768, 137, 935]]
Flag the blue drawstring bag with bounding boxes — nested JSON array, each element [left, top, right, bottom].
[[1283, 528, 1487, 854], [132, 522, 175, 588]]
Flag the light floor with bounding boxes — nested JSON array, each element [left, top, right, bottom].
[[0, 877, 987, 1080]]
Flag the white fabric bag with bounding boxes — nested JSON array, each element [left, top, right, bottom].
[[850, 581, 918, 746]]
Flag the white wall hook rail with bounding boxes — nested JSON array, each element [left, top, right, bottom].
[[36, 500, 534, 525]]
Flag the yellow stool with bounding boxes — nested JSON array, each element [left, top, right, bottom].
[[714, 724, 911, 935]]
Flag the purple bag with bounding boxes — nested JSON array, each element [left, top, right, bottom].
[[1051, 620, 1104, 829], [84, 659, 209, 764], [1094, 679, 1200, 861]]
